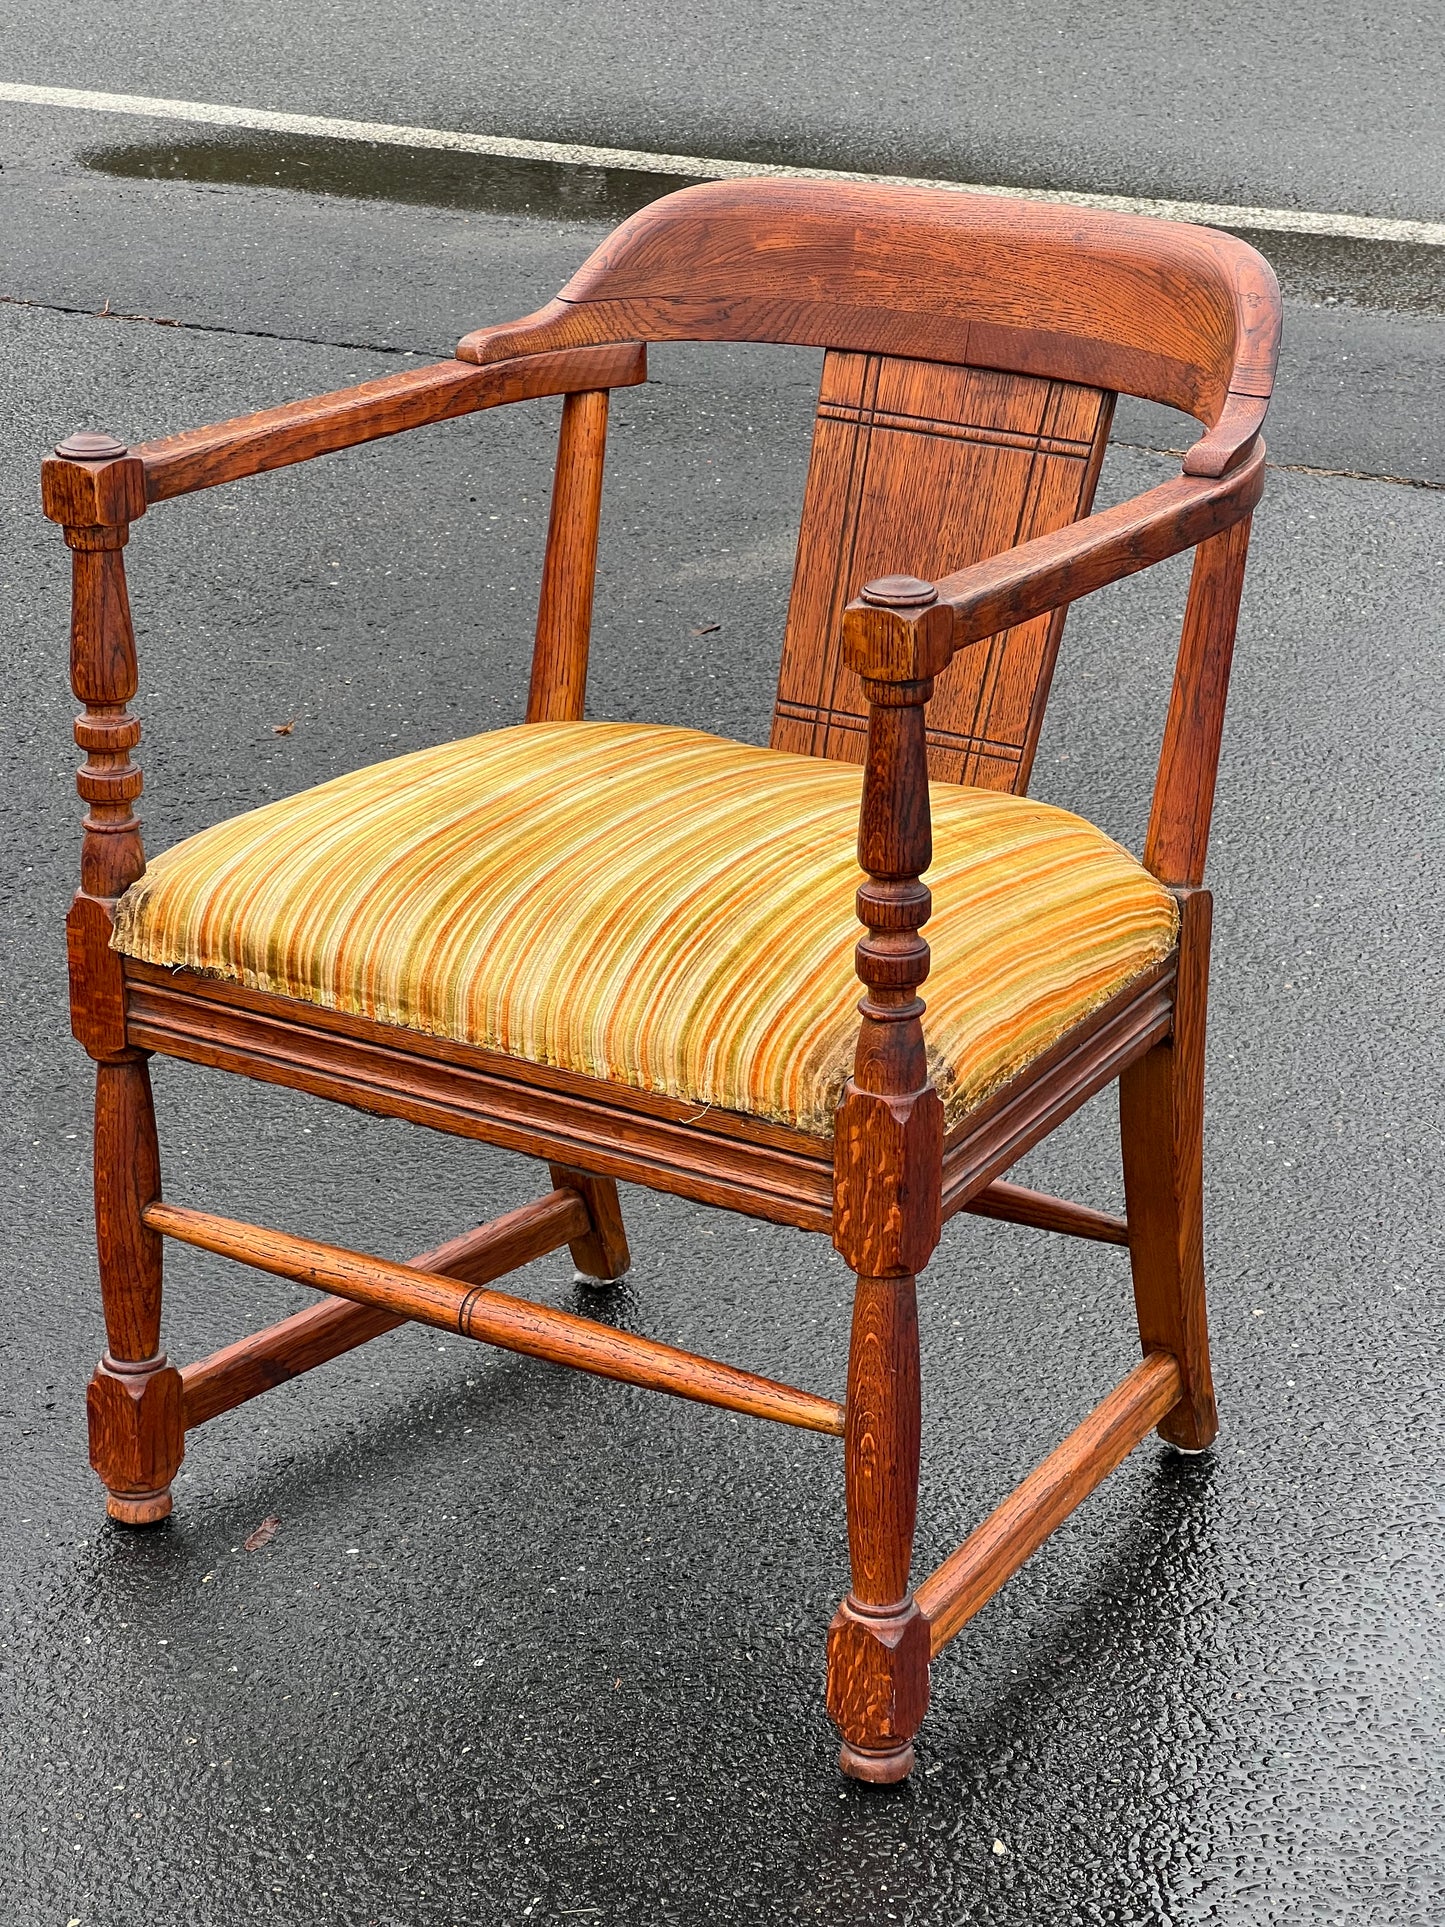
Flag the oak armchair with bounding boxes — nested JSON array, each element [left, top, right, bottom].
[[44, 180, 1279, 1782]]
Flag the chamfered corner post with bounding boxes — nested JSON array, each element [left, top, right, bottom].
[[1119, 884, 1217, 1452], [43, 431, 184, 1525], [826, 576, 950, 1784], [1120, 514, 1254, 1455]]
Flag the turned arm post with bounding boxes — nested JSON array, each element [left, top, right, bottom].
[[825, 574, 948, 1784], [42, 433, 151, 1057], [42, 432, 183, 1524]]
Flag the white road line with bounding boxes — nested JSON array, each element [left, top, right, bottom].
[[3, 78, 1443, 249]]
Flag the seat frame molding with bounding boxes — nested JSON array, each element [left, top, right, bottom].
[[42, 178, 1277, 1785]]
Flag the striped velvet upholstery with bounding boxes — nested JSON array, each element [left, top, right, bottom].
[[112, 722, 1178, 1135]]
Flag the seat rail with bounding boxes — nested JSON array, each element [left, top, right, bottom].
[[123, 958, 1173, 1239]]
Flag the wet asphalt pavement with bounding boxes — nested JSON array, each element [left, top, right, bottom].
[[0, 56, 1443, 1927], [1, 0, 1442, 218]]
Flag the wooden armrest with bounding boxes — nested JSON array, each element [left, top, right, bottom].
[[128, 342, 647, 504], [841, 440, 1266, 683]]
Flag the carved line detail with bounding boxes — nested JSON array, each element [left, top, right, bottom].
[[816, 403, 1095, 462], [818, 353, 885, 762], [456, 1284, 489, 1336], [949, 381, 1067, 762], [781, 353, 1109, 784], [773, 699, 1024, 762]]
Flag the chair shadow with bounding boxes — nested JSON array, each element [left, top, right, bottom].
[[76, 1289, 1228, 1926]]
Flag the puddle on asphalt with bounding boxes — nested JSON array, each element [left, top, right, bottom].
[[80, 135, 1445, 315], [82, 130, 697, 223]]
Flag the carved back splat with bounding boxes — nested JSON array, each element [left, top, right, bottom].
[[772, 353, 1114, 791]]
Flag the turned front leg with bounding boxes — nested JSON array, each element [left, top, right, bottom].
[[89, 1055, 183, 1523], [43, 433, 184, 1523], [827, 576, 947, 1783], [828, 1270, 930, 1782]]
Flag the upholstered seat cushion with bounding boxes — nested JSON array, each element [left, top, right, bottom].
[[112, 721, 1178, 1135]]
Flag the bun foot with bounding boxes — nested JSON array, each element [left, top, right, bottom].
[[105, 1485, 173, 1527], [839, 1738, 916, 1784]]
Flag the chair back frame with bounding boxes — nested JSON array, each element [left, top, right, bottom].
[[483, 181, 1275, 818]]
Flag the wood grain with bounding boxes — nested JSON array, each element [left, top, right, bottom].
[[916, 1350, 1183, 1654], [831, 665, 945, 1278], [46, 177, 1273, 1763], [456, 179, 1280, 448], [182, 1296, 401, 1429], [42, 445, 146, 529], [1143, 516, 1254, 888], [122, 962, 837, 1232], [45, 435, 186, 1522], [826, 1268, 931, 1784], [827, 628, 940, 1782], [180, 1189, 589, 1427], [941, 961, 1176, 1218], [1119, 888, 1218, 1450], [93, 1057, 164, 1360], [148, 1201, 846, 1437], [960, 1179, 1129, 1246], [87, 1055, 185, 1522], [774, 353, 1113, 789], [173, 1174, 1113, 1426], [841, 1273, 923, 1606], [528, 388, 611, 722], [118, 960, 1176, 1247], [49, 484, 149, 1059], [548, 1163, 632, 1282], [839, 442, 1266, 687], [129, 346, 646, 501]]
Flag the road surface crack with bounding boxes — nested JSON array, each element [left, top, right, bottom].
[[0, 289, 435, 360], [5, 293, 1440, 492]]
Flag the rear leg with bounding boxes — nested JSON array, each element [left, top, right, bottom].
[[1119, 887, 1218, 1451], [548, 1164, 631, 1285]]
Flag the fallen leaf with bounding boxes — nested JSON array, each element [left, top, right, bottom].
[[271, 719, 296, 736], [244, 1515, 280, 1551], [692, 622, 721, 635]]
